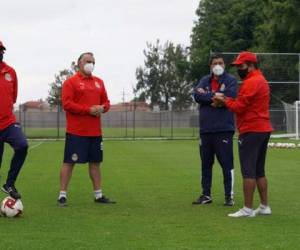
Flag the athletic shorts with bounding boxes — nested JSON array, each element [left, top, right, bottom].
[[63, 133, 103, 164], [238, 132, 270, 178]]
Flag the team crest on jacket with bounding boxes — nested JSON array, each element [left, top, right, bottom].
[[5, 73, 12, 82], [95, 82, 101, 89]]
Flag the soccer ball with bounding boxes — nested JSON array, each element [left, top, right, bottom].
[[0, 197, 23, 217]]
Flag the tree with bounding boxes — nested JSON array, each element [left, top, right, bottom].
[[253, 0, 300, 104], [47, 62, 77, 108], [256, 0, 300, 53], [135, 40, 192, 110], [189, 0, 264, 81]]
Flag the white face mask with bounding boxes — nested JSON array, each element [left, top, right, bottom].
[[83, 63, 94, 74], [212, 65, 224, 76]]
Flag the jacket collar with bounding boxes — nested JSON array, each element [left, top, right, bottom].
[[0, 62, 10, 74], [244, 69, 261, 80], [77, 71, 93, 79], [210, 71, 227, 83]]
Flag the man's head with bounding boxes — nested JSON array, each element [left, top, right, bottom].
[[0, 40, 6, 63], [209, 54, 225, 77], [77, 52, 95, 76], [231, 51, 258, 79]]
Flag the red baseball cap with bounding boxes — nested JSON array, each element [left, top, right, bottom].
[[0, 40, 6, 50], [231, 51, 257, 65]]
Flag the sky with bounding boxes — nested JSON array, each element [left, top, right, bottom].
[[1, 0, 199, 104]]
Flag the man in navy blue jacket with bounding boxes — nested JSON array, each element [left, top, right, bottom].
[[192, 54, 237, 206]]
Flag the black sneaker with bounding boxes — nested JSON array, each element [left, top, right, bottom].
[[1, 184, 21, 200], [224, 197, 234, 206], [192, 195, 212, 205], [57, 197, 67, 207], [95, 195, 116, 204]]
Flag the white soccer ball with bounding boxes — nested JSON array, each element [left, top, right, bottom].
[[0, 197, 23, 217]]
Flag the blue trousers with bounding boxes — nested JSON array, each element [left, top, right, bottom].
[[0, 123, 28, 186], [200, 132, 234, 198]]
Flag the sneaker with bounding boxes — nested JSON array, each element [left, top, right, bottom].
[[224, 197, 235, 206], [192, 195, 212, 205], [95, 195, 116, 204], [254, 205, 272, 215], [1, 184, 21, 200], [57, 197, 67, 207], [228, 208, 255, 218]]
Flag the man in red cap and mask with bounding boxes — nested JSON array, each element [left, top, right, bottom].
[[213, 51, 273, 218], [0, 40, 28, 200]]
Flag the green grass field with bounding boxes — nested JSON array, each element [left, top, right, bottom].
[[0, 140, 299, 249], [23, 127, 198, 139]]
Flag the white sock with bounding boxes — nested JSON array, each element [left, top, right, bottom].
[[94, 189, 102, 199], [260, 204, 268, 209], [59, 191, 67, 199], [243, 206, 253, 213]]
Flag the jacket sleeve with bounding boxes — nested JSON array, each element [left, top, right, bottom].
[[193, 77, 213, 105], [62, 79, 90, 115], [12, 69, 18, 104], [224, 77, 238, 98], [100, 82, 110, 113], [225, 79, 259, 114]]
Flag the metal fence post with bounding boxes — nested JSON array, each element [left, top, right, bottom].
[[159, 110, 162, 137], [171, 108, 174, 139], [133, 100, 136, 140], [57, 104, 60, 139]]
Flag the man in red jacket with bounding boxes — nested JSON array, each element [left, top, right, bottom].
[[213, 51, 272, 217], [0, 40, 28, 200], [58, 52, 115, 206]]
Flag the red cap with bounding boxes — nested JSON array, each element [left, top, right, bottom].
[[0, 40, 6, 50], [231, 51, 257, 65]]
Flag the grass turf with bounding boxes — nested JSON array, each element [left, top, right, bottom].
[[23, 127, 198, 139], [0, 140, 299, 249]]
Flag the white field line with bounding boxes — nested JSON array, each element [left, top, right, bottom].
[[28, 141, 44, 151]]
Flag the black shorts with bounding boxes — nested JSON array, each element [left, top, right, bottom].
[[63, 133, 103, 164], [238, 132, 270, 178]]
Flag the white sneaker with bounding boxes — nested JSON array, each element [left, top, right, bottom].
[[228, 208, 255, 218], [254, 205, 272, 215]]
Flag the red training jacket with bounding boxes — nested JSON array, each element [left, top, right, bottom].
[[0, 62, 17, 130], [225, 69, 273, 134], [62, 72, 110, 136]]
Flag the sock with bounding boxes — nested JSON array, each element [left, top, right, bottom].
[[94, 189, 103, 199], [260, 204, 268, 209], [243, 206, 253, 213], [58, 191, 67, 199]]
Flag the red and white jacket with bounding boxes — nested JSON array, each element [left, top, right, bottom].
[[0, 62, 17, 130], [62, 72, 110, 136]]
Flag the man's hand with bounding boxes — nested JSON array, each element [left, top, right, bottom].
[[212, 93, 226, 107], [89, 105, 105, 116], [196, 88, 206, 94]]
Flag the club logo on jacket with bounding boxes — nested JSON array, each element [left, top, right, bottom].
[[95, 82, 101, 89], [5, 73, 12, 82]]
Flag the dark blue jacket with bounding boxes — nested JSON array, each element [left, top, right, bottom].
[[193, 72, 238, 134]]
